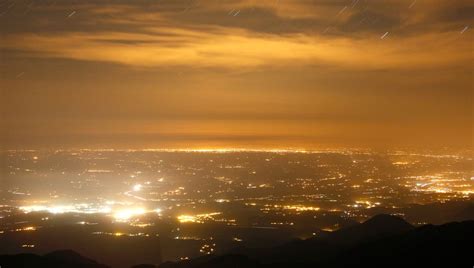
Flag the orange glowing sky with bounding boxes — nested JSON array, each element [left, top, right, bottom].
[[0, 0, 472, 149]]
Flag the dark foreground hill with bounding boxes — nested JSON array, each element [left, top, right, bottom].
[[0, 249, 109, 268], [160, 214, 474, 268], [1, 214, 473, 268]]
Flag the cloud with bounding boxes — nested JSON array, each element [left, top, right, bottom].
[[1, 27, 471, 70], [1, 0, 471, 70], [1, 0, 472, 149]]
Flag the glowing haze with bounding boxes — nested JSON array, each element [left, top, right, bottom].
[[1, 0, 472, 149]]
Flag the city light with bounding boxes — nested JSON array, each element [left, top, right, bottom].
[[177, 212, 221, 223], [283, 205, 320, 212], [2, 148, 472, 265], [177, 215, 197, 223], [113, 208, 146, 222], [133, 184, 143, 192], [19, 204, 112, 214]]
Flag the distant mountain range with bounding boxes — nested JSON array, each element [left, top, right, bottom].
[[1, 214, 473, 268]]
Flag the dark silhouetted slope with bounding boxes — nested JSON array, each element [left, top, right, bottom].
[[159, 215, 474, 268], [329, 220, 474, 267], [0, 250, 109, 268], [1, 215, 472, 268], [228, 214, 413, 264], [322, 214, 414, 245], [131, 264, 158, 268]]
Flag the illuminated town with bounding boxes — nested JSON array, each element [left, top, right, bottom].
[[0, 149, 472, 266]]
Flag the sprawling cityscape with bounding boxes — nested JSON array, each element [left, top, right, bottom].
[[1, 0, 472, 267], [0, 149, 472, 267]]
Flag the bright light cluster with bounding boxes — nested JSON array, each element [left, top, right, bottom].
[[133, 184, 143, 192], [353, 200, 381, 209], [19, 204, 112, 214], [282, 205, 320, 212], [113, 208, 146, 222], [177, 212, 221, 223], [19, 203, 163, 222]]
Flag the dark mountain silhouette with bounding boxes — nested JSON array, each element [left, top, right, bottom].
[[320, 213, 414, 245], [0, 249, 109, 268], [159, 214, 474, 268], [214, 213, 413, 264], [131, 265, 158, 268], [331, 220, 474, 267], [1, 215, 472, 268]]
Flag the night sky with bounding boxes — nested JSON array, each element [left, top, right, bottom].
[[1, 0, 472, 149]]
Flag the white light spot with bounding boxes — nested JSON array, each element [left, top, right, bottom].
[[133, 184, 142, 192]]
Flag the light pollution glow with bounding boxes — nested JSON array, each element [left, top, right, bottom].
[[1, 0, 472, 149], [19, 204, 226, 224], [177, 212, 222, 224], [19, 204, 163, 222]]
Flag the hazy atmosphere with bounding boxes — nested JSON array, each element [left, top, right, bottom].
[[1, 0, 472, 149]]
